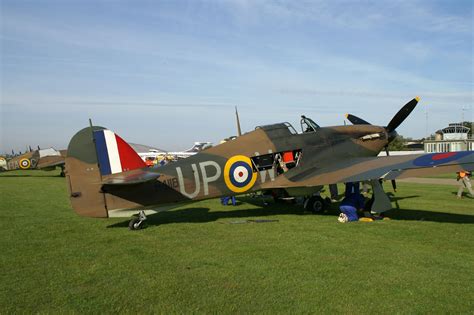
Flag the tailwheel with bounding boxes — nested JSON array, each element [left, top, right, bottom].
[[305, 196, 326, 214], [128, 210, 147, 230]]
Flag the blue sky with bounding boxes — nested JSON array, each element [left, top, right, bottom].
[[1, 0, 472, 152]]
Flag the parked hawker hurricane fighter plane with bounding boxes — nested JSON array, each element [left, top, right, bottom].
[[65, 97, 474, 229], [5, 148, 67, 175]]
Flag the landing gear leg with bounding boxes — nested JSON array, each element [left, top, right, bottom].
[[369, 180, 392, 214], [128, 210, 147, 230]]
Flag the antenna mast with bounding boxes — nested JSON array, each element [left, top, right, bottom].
[[235, 106, 242, 137]]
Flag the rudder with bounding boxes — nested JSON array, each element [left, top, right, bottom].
[[65, 126, 146, 218]]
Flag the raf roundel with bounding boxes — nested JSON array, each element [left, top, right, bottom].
[[19, 158, 31, 169], [224, 155, 257, 193], [413, 151, 474, 167]]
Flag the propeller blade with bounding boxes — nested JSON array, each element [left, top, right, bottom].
[[345, 114, 371, 125], [386, 97, 420, 133], [384, 146, 397, 192]]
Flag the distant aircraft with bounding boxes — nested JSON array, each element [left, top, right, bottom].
[[165, 142, 213, 159], [4, 148, 67, 175], [1, 140, 208, 175], [33, 148, 67, 176], [0, 156, 7, 171], [65, 97, 474, 229], [6, 150, 37, 171], [138, 142, 212, 160], [136, 142, 212, 167], [2, 140, 191, 175]]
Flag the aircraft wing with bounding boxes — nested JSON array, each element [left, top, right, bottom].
[[36, 156, 65, 169], [261, 151, 474, 189]]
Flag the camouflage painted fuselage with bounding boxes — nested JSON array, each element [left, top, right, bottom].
[[65, 97, 474, 219], [66, 123, 390, 218]]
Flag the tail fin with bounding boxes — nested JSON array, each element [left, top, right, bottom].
[[92, 129, 145, 175], [65, 126, 146, 218]]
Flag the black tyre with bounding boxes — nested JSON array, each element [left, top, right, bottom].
[[306, 196, 326, 214], [128, 218, 143, 230]]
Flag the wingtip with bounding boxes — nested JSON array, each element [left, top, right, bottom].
[[345, 113, 349, 119], [415, 96, 420, 102]]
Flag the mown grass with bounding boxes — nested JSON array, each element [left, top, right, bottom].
[[421, 173, 458, 179], [1, 170, 473, 313]]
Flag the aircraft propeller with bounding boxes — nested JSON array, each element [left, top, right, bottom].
[[386, 97, 420, 133], [345, 97, 420, 192], [345, 114, 371, 126], [346, 97, 419, 132]]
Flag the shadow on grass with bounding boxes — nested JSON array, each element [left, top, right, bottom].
[[0, 173, 62, 178], [107, 194, 474, 228], [385, 208, 474, 224], [384, 193, 474, 223], [0, 174, 33, 177], [450, 191, 474, 198], [107, 200, 309, 229]]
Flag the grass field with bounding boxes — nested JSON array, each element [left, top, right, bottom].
[[1, 170, 473, 313], [422, 173, 458, 179]]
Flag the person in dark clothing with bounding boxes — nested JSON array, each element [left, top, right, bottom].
[[329, 184, 339, 201], [221, 196, 236, 206], [344, 181, 360, 198], [338, 182, 365, 222]]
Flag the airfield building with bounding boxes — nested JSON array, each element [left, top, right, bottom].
[[424, 123, 474, 153]]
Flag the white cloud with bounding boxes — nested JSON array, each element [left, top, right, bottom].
[[1, 0, 472, 151], [227, 0, 472, 34]]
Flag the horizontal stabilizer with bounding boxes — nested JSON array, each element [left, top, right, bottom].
[[102, 170, 161, 185]]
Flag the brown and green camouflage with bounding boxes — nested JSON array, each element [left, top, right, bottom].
[[65, 98, 474, 219]]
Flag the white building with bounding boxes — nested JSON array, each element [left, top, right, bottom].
[[424, 123, 474, 153]]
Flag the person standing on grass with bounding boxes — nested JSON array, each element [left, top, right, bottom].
[[221, 196, 237, 206], [329, 184, 339, 202], [456, 171, 474, 199]]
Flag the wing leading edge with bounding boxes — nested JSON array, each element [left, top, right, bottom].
[[261, 151, 474, 189]]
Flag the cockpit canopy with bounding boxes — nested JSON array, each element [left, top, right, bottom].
[[255, 116, 321, 137], [300, 115, 320, 133]]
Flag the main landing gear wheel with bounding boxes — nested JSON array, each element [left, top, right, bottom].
[[128, 210, 147, 230], [305, 196, 326, 214]]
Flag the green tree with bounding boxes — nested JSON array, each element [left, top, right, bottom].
[[387, 135, 406, 151]]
